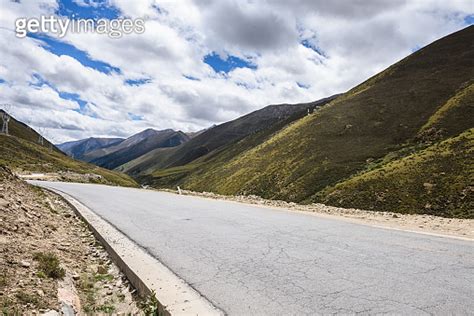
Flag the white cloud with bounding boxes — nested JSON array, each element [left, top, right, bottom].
[[0, 0, 472, 143]]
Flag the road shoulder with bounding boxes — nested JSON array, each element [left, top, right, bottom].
[[159, 188, 474, 240], [41, 185, 224, 316]]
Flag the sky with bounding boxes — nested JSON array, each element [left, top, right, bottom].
[[0, 0, 473, 143]]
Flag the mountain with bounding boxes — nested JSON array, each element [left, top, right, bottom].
[[0, 110, 137, 187], [81, 128, 158, 162], [119, 95, 337, 177], [88, 128, 190, 170], [140, 26, 473, 218], [57, 137, 124, 160]]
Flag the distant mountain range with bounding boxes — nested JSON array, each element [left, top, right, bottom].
[[88, 129, 190, 169], [50, 26, 474, 218], [57, 137, 124, 160], [58, 129, 191, 169]]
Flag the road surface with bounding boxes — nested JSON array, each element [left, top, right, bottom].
[[31, 181, 473, 315]]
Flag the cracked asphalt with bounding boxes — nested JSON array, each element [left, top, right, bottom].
[[32, 181, 474, 315]]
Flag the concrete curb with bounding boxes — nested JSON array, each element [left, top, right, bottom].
[[41, 186, 224, 316]]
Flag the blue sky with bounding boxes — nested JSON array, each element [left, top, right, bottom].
[[204, 53, 257, 73], [0, 0, 472, 142], [56, 0, 120, 20], [29, 33, 121, 74]]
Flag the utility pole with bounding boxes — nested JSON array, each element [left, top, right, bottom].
[[1, 112, 10, 135], [38, 127, 44, 145], [1, 103, 12, 135]]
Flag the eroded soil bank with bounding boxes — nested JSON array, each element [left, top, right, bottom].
[[0, 167, 142, 314]]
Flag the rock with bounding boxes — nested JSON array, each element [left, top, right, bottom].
[[72, 273, 80, 281], [41, 310, 60, 316], [61, 303, 75, 316], [97, 265, 108, 274], [106, 290, 113, 295], [37, 289, 45, 296], [20, 260, 31, 268]]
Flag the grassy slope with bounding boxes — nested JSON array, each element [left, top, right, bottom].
[[0, 135, 137, 187], [165, 26, 473, 217], [0, 113, 137, 187], [1, 110, 59, 152], [315, 81, 474, 217], [317, 129, 473, 218], [417, 82, 474, 142]]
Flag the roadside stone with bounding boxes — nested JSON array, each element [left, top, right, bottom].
[[20, 260, 30, 268]]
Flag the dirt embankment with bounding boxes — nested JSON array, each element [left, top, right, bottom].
[[0, 166, 142, 314], [163, 188, 474, 240]]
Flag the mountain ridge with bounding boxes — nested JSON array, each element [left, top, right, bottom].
[[57, 137, 124, 160], [88, 128, 190, 170]]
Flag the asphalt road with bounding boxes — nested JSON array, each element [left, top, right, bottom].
[[31, 181, 473, 315]]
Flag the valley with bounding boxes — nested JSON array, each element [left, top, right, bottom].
[[45, 26, 474, 219]]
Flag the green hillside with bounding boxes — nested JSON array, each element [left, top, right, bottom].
[[0, 113, 138, 187], [417, 82, 474, 142], [145, 26, 473, 217], [317, 129, 473, 218], [121, 96, 336, 177]]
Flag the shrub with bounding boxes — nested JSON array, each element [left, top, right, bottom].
[[33, 252, 65, 279]]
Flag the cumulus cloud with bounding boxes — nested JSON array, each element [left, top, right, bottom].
[[0, 0, 472, 143], [197, 0, 298, 52]]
